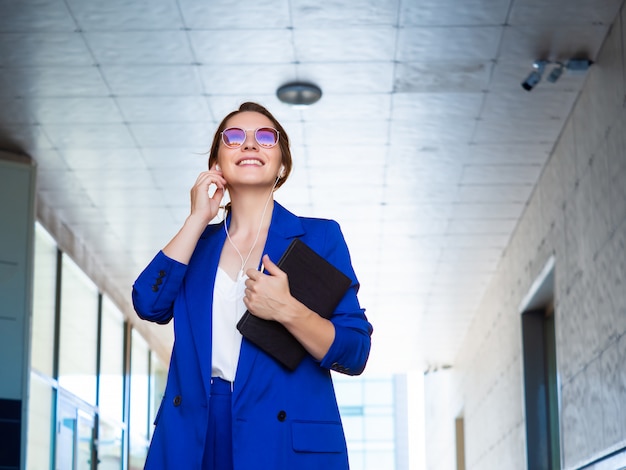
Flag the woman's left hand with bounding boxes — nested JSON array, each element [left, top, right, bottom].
[[244, 254, 336, 361], [243, 254, 292, 322]]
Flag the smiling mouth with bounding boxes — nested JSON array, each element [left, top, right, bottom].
[[237, 159, 263, 166]]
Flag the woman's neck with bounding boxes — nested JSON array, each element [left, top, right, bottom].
[[226, 187, 275, 236]]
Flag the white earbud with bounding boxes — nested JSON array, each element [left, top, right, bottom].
[[215, 164, 221, 171]]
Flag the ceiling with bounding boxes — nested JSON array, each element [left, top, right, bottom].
[[0, 0, 621, 374]]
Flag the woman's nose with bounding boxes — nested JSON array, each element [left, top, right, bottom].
[[242, 130, 258, 150]]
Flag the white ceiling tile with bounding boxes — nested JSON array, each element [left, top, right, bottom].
[[101, 65, 205, 96], [85, 31, 194, 65], [117, 96, 212, 123], [305, 145, 387, 168], [198, 64, 296, 94], [178, 0, 291, 30], [67, 0, 184, 31], [88, 187, 167, 209], [129, 122, 215, 148], [397, 26, 503, 62], [50, 203, 104, 225], [450, 202, 525, 219], [0, 0, 76, 32], [509, 0, 623, 25], [440, 246, 503, 265], [299, 93, 392, 121], [380, 203, 453, 224], [473, 115, 564, 143], [74, 167, 156, 190], [0, 33, 93, 66], [43, 123, 135, 148], [294, 27, 396, 62], [382, 181, 457, 204], [392, 92, 484, 119], [291, 0, 399, 27], [394, 60, 493, 93], [0, 66, 110, 97], [140, 147, 209, 170], [33, 97, 123, 124], [310, 184, 384, 205], [150, 166, 206, 190], [390, 117, 476, 144], [464, 143, 551, 164], [401, 0, 510, 26], [36, 168, 85, 192], [305, 120, 388, 146], [461, 164, 543, 185], [480, 89, 578, 121], [456, 183, 534, 202], [189, 30, 295, 65], [60, 147, 147, 170], [443, 233, 512, 249], [386, 159, 463, 188], [0, 97, 34, 123], [297, 62, 395, 94], [38, 187, 95, 209]]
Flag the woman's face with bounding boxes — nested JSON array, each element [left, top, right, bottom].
[[216, 111, 283, 189]]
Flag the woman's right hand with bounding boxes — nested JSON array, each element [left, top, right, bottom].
[[189, 165, 227, 224], [162, 165, 228, 264]]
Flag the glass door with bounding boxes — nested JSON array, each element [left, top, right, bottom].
[[56, 392, 96, 470]]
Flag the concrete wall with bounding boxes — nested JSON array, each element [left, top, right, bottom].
[[424, 5, 626, 470]]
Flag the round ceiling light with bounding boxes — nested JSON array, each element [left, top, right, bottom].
[[276, 82, 322, 106]]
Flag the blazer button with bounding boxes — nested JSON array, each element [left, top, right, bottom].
[[159, 270, 166, 277], [151, 285, 159, 292], [173, 395, 182, 407], [277, 410, 287, 422]]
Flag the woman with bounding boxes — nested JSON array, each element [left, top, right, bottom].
[[132, 102, 373, 470]]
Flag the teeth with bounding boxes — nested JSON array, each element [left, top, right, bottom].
[[238, 159, 262, 166]]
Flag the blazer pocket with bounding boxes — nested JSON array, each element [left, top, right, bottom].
[[291, 420, 345, 453]]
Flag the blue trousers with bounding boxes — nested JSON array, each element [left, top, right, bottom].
[[202, 378, 233, 470]]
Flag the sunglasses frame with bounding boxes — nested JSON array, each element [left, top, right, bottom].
[[221, 127, 280, 149]]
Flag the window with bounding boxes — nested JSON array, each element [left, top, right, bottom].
[[31, 224, 58, 376], [58, 254, 99, 405], [26, 373, 54, 470], [334, 374, 397, 470], [99, 296, 125, 422], [129, 330, 150, 469]]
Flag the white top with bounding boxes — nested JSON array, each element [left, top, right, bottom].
[[211, 268, 246, 382]]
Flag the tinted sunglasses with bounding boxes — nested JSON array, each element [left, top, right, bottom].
[[221, 127, 280, 149]]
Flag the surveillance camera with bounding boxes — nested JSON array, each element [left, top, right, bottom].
[[521, 70, 542, 91], [547, 63, 564, 83]]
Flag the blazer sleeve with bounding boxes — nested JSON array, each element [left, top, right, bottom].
[[316, 221, 373, 376], [132, 250, 188, 324]]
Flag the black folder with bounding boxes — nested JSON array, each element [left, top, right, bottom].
[[236, 238, 352, 371]]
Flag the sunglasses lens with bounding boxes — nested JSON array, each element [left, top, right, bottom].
[[222, 128, 246, 148], [255, 128, 279, 148]]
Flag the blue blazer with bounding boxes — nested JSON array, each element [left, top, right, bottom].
[[132, 202, 373, 470]]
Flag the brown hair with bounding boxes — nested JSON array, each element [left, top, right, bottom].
[[207, 102, 292, 189]]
